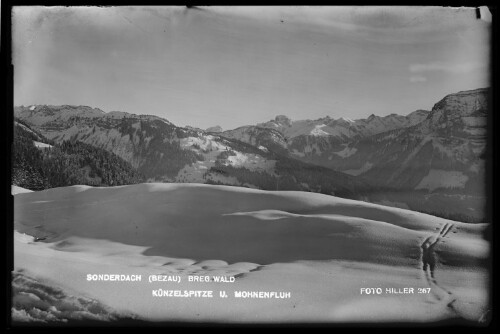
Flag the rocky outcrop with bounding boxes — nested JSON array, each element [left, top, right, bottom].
[[206, 125, 223, 133]]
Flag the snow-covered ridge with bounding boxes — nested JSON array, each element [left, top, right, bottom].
[[256, 109, 430, 140]]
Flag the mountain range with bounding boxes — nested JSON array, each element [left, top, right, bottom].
[[13, 88, 489, 222], [219, 88, 488, 221]]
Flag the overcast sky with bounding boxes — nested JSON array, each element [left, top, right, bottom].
[[13, 6, 490, 130]]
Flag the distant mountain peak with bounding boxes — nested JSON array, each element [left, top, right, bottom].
[[274, 115, 292, 127], [206, 125, 223, 133], [337, 117, 354, 123], [431, 87, 489, 114]]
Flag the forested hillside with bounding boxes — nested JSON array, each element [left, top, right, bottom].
[[12, 121, 144, 190]]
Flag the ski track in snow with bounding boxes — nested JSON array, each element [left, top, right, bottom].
[[420, 222, 457, 311]]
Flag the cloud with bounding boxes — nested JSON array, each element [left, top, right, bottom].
[[409, 61, 485, 74], [409, 75, 427, 83]]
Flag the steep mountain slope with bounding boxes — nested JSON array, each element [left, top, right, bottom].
[[220, 126, 289, 155], [14, 105, 205, 179], [12, 120, 144, 190], [14, 105, 370, 200], [12, 121, 51, 190]]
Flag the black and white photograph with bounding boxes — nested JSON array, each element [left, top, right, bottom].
[[9, 6, 492, 326]]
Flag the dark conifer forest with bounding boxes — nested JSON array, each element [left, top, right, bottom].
[[12, 122, 144, 190]]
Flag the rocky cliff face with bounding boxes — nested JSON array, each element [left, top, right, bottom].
[[424, 88, 488, 140]]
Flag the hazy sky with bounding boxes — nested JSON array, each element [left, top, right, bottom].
[[13, 6, 491, 130]]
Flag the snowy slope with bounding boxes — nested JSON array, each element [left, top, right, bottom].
[[176, 135, 277, 185], [12, 185, 33, 195], [13, 183, 489, 323], [33, 141, 53, 149]]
